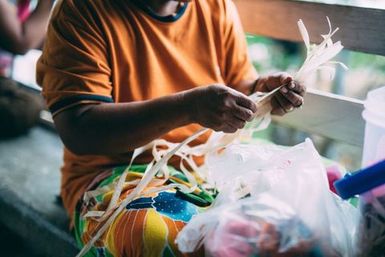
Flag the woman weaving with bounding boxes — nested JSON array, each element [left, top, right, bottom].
[[36, 0, 305, 256]]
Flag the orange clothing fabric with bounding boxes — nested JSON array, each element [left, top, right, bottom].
[[36, 0, 257, 220]]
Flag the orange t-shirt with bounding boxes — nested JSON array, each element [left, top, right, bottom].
[[36, 0, 257, 219]]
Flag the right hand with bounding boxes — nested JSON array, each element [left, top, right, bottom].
[[185, 85, 257, 133]]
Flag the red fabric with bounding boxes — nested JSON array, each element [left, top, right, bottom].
[[326, 165, 342, 194]]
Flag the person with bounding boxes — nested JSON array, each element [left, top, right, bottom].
[[0, 0, 54, 76], [0, 0, 53, 138], [36, 0, 305, 256]]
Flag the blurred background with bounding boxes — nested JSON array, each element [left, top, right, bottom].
[[246, 30, 385, 172], [243, 0, 385, 172]]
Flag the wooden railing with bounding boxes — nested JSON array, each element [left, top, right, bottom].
[[234, 0, 385, 147]]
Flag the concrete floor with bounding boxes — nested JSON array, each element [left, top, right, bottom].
[[0, 223, 43, 257], [0, 126, 78, 257]]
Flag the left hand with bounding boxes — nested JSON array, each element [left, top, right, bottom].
[[255, 73, 306, 116]]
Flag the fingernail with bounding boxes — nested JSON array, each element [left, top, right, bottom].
[[281, 87, 288, 94], [296, 98, 303, 107], [287, 106, 294, 112], [289, 82, 295, 89], [297, 100, 304, 109]]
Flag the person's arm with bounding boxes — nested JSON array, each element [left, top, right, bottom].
[[0, 0, 53, 54], [53, 85, 257, 155]]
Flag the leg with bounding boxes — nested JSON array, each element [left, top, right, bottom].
[[109, 191, 204, 257], [74, 166, 209, 257]]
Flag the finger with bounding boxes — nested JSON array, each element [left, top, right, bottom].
[[265, 78, 282, 91], [229, 116, 246, 129], [236, 94, 257, 113], [275, 93, 294, 112], [279, 88, 304, 107], [223, 111, 246, 129], [270, 98, 286, 116], [288, 80, 306, 96], [233, 105, 254, 122], [209, 119, 223, 132], [265, 73, 293, 91], [222, 123, 238, 134], [278, 72, 293, 86]]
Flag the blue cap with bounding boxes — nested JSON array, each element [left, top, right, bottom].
[[334, 159, 385, 199]]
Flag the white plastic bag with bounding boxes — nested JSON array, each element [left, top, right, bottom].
[[176, 139, 359, 257], [355, 189, 385, 257]]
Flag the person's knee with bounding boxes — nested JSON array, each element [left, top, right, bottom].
[[128, 209, 171, 257], [105, 207, 191, 257]]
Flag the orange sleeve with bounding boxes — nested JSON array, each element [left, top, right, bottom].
[[36, 0, 112, 116], [221, 0, 258, 89]]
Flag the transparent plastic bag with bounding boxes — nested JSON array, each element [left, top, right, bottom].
[[355, 188, 385, 257], [334, 159, 385, 257], [176, 139, 359, 257]]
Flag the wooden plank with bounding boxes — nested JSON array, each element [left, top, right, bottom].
[[234, 0, 385, 56], [273, 89, 365, 146], [299, 0, 385, 10]]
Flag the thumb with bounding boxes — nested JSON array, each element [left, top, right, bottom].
[[280, 74, 293, 85]]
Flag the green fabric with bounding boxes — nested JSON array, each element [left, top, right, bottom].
[[107, 164, 216, 207]]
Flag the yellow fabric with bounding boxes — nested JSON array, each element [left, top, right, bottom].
[[36, 0, 257, 222], [104, 210, 124, 257], [143, 209, 169, 257]]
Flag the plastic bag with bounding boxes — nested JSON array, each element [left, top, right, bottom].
[[334, 159, 385, 257], [355, 188, 385, 257], [176, 139, 359, 257]]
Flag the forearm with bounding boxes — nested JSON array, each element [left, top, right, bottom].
[[54, 91, 194, 155], [20, 0, 53, 51], [0, 0, 53, 54]]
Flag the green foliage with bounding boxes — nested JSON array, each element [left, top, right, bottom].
[[246, 33, 385, 84], [246, 33, 303, 73], [347, 50, 385, 70]]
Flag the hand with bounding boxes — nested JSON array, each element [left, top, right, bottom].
[[256, 73, 306, 116], [186, 85, 257, 133]]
